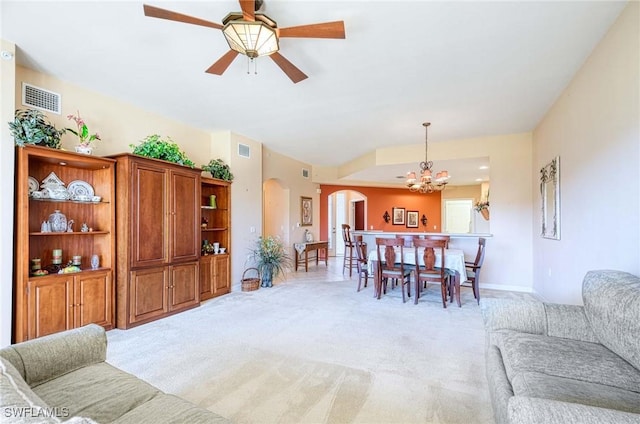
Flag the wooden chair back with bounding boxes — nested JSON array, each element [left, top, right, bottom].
[[341, 224, 353, 245], [375, 237, 406, 276], [471, 237, 486, 267], [424, 235, 450, 249]]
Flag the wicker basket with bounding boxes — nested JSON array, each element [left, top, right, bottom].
[[241, 267, 260, 292]]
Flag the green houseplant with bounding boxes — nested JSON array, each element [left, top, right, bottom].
[[9, 109, 65, 149], [250, 235, 291, 287], [130, 134, 195, 167], [201, 159, 234, 181]]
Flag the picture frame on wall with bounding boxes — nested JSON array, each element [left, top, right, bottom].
[[392, 207, 405, 225], [406, 211, 419, 228], [301, 196, 312, 226]]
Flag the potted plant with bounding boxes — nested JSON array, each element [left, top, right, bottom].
[[201, 158, 234, 181], [8, 109, 65, 149], [474, 200, 490, 221], [250, 235, 291, 287], [130, 134, 195, 167], [66, 110, 101, 154]]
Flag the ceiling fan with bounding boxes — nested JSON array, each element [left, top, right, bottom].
[[143, 0, 346, 83]]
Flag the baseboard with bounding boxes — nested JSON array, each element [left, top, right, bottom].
[[480, 283, 533, 293]]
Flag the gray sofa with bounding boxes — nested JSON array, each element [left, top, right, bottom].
[[481, 270, 640, 423], [0, 324, 229, 423]]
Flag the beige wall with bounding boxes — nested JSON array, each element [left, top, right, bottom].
[[15, 66, 211, 158], [263, 147, 320, 247], [532, 1, 640, 304], [0, 40, 16, 346]]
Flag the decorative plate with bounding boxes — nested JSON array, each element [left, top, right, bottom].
[[41, 171, 65, 187], [28, 176, 39, 195], [67, 180, 95, 198]]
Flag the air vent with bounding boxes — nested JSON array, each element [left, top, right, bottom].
[[22, 83, 61, 114], [302, 168, 309, 179], [238, 143, 250, 158]]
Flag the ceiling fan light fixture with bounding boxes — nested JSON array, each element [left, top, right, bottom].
[[222, 13, 279, 58]]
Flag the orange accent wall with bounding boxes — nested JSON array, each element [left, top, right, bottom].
[[319, 185, 442, 239]]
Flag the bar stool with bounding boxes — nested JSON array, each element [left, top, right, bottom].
[[341, 224, 358, 276]]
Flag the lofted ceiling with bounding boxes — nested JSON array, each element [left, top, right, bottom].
[[0, 1, 627, 187]]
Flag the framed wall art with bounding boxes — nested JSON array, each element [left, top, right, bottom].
[[301, 196, 312, 226], [392, 207, 405, 225], [406, 211, 419, 228], [540, 156, 560, 240]]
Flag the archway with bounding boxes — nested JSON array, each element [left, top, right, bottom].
[[325, 189, 367, 257]]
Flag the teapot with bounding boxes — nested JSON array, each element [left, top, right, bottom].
[[48, 210, 67, 233]]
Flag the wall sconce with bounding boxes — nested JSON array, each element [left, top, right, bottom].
[[421, 214, 428, 226], [383, 211, 391, 223]]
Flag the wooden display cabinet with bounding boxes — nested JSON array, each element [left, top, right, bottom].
[[110, 154, 201, 329], [14, 145, 116, 342], [200, 177, 231, 300]]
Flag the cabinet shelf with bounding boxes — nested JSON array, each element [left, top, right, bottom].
[[201, 227, 227, 232], [30, 199, 109, 204], [29, 231, 109, 236], [201, 206, 228, 210], [30, 267, 111, 278]]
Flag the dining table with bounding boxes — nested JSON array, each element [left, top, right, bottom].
[[367, 247, 467, 306]]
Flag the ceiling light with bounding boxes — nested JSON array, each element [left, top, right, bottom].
[[406, 122, 449, 193], [479, 165, 489, 170], [475, 178, 483, 182], [222, 13, 279, 59]]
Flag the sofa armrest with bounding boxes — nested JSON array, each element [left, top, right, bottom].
[[1, 324, 106, 387], [481, 299, 599, 344], [508, 396, 640, 424], [480, 299, 547, 335]]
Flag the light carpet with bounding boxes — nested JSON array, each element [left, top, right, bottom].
[[106, 263, 534, 424]]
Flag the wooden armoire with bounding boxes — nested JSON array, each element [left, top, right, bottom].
[[110, 154, 201, 329]]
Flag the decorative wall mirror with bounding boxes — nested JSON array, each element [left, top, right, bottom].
[[540, 156, 560, 239]]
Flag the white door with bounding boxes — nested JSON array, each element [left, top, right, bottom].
[[444, 199, 473, 233]]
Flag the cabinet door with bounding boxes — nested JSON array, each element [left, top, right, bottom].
[[199, 256, 214, 301], [27, 276, 73, 340], [129, 267, 169, 324], [213, 255, 230, 295], [170, 170, 200, 263], [75, 271, 113, 329], [169, 262, 199, 312], [132, 163, 168, 268]]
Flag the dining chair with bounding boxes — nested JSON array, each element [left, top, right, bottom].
[[395, 234, 414, 248], [465, 237, 486, 304], [341, 224, 358, 277], [354, 235, 369, 292], [424, 235, 450, 249], [412, 238, 450, 308], [375, 237, 412, 302]]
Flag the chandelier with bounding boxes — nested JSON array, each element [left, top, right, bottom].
[[406, 122, 449, 193]]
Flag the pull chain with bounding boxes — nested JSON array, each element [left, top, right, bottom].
[[247, 57, 258, 75]]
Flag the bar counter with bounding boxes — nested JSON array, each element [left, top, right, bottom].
[[353, 230, 492, 260]]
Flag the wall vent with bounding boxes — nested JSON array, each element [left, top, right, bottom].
[[238, 143, 250, 158], [22, 83, 61, 114], [302, 168, 310, 179]]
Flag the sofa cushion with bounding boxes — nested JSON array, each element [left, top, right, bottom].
[[582, 270, 640, 370], [511, 371, 640, 414], [497, 331, 640, 392], [32, 362, 159, 423], [0, 357, 60, 423], [112, 393, 230, 424], [508, 397, 640, 424]]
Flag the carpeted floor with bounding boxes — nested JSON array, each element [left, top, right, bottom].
[[106, 259, 535, 423]]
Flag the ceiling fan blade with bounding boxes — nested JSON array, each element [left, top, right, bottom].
[[269, 52, 308, 83], [239, 0, 255, 21], [278, 21, 345, 39], [143, 4, 223, 30], [205, 50, 240, 75]]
